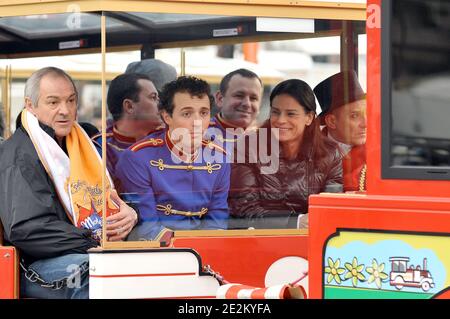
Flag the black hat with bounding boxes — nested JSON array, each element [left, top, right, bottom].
[[313, 70, 365, 124], [125, 59, 177, 92]]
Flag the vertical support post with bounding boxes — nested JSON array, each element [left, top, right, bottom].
[[101, 13, 107, 247], [340, 20, 359, 73], [2, 66, 12, 139], [141, 43, 155, 60], [180, 48, 186, 76]]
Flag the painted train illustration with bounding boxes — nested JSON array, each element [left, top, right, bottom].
[[389, 257, 435, 292]]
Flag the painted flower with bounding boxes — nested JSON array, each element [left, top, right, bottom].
[[366, 258, 389, 289], [344, 257, 366, 287], [324, 257, 346, 285]]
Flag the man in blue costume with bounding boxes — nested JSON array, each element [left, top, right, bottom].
[[116, 76, 230, 241]]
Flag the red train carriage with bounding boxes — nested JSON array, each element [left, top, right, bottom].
[[1, 0, 449, 299]]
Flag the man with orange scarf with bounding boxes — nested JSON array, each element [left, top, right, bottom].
[[314, 70, 367, 192], [0, 67, 137, 299]]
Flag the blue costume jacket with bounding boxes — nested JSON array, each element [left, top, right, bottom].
[[115, 128, 230, 240]]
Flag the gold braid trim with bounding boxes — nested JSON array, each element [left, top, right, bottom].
[[156, 204, 208, 218], [150, 159, 221, 174], [214, 135, 237, 143], [359, 164, 367, 192]]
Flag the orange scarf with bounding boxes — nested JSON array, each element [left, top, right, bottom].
[[22, 110, 118, 240]]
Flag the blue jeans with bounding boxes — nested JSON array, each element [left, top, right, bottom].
[[20, 254, 89, 299]]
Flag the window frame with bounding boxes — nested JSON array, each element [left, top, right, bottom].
[[381, 0, 450, 181]]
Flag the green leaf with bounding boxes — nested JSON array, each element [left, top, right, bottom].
[[372, 259, 378, 269], [335, 259, 341, 268], [327, 273, 333, 284], [357, 273, 366, 281], [352, 276, 358, 287], [328, 258, 334, 268], [375, 277, 382, 289]]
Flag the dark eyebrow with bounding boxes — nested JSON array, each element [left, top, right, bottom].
[[271, 106, 299, 113], [179, 106, 194, 112]]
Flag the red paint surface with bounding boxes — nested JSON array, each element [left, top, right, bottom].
[[173, 235, 309, 287], [0, 247, 18, 299]]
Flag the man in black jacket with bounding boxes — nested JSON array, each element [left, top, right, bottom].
[[0, 67, 138, 299]]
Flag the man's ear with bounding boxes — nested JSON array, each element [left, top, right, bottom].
[[24, 97, 35, 114], [161, 110, 172, 127], [123, 99, 134, 115], [214, 91, 223, 110], [324, 113, 337, 130]]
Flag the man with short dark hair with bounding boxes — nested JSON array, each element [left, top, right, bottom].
[[210, 68, 263, 144], [0, 67, 138, 299], [314, 70, 367, 192], [92, 73, 164, 189], [116, 76, 230, 241]]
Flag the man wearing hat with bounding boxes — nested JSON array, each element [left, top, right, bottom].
[[314, 70, 367, 192], [92, 59, 177, 191], [125, 59, 177, 94]]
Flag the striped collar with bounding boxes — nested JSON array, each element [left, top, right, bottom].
[[164, 130, 200, 163], [215, 112, 240, 130], [112, 125, 137, 144]]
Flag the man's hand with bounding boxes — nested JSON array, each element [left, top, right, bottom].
[[106, 190, 138, 241]]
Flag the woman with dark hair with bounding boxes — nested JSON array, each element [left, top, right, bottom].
[[229, 79, 343, 229]]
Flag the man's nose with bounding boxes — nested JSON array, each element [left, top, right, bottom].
[[58, 102, 71, 115], [360, 114, 367, 128], [241, 95, 251, 106], [192, 118, 203, 129]]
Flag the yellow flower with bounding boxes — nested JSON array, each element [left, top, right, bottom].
[[324, 257, 346, 284], [366, 259, 389, 289], [344, 257, 366, 287]]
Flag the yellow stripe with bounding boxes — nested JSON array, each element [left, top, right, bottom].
[[202, 140, 227, 155], [150, 159, 221, 174]]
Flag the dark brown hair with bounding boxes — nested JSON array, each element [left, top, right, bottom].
[[269, 79, 338, 163]]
